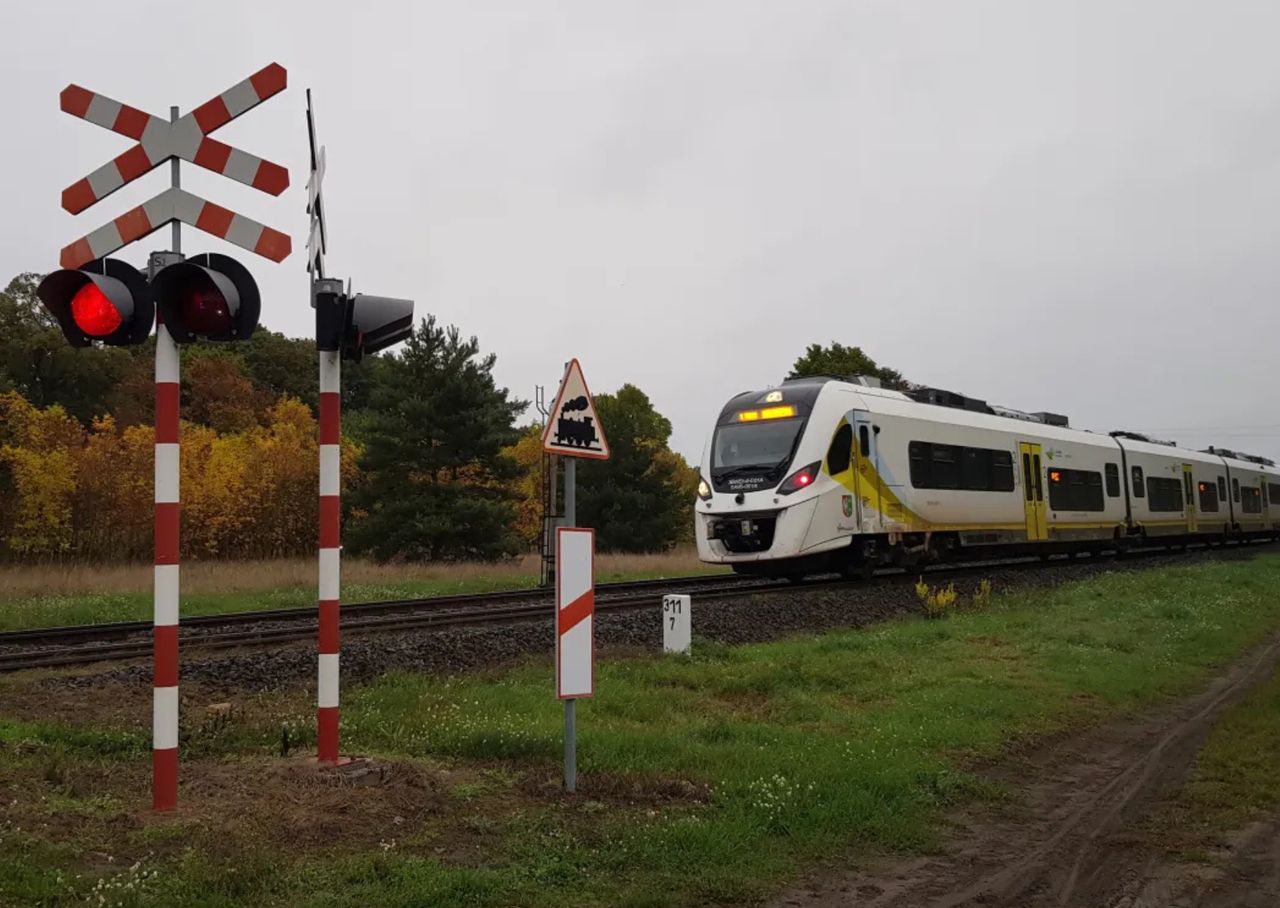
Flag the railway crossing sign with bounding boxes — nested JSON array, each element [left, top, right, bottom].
[[542, 359, 610, 460], [57, 64, 292, 268], [556, 528, 596, 699], [305, 89, 327, 277]]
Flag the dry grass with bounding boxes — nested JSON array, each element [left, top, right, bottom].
[[0, 548, 714, 599]]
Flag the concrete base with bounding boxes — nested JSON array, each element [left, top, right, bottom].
[[307, 756, 390, 786]]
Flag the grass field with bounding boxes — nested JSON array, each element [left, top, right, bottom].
[[1, 554, 1279, 906], [1149, 636, 1280, 858], [0, 549, 723, 631]]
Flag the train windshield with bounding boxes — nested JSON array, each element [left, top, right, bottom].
[[711, 418, 805, 474]]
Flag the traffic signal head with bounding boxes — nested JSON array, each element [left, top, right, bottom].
[[36, 258, 153, 347], [314, 279, 413, 361], [151, 253, 260, 343]]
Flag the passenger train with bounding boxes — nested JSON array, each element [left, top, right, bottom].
[[695, 375, 1280, 578]]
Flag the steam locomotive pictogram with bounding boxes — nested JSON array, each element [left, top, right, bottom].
[[554, 396, 600, 448]]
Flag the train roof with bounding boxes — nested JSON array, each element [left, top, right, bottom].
[[817, 378, 1254, 467]]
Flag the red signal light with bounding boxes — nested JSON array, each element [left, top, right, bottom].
[[70, 282, 122, 336], [796, 473, 811, 486], [182, 288, 232, 335]]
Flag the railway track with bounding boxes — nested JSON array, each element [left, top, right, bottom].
[[0, 573, 777, 673], [2, 543, 1272, 674]]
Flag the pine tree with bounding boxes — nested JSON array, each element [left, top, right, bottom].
[[346, 316, 527, 561], [575, 384, 695, 552]]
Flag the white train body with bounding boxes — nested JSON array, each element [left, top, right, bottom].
[[696, 377, 1278, 576]]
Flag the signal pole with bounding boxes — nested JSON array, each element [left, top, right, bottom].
[[151, 105, 183, 812], [48, 64, 292, 812]]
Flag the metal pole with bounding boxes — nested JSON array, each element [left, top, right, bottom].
[[152, 105, 182, 812], [317, 347, 341, 762], [565, 457, 576, 527], [563, 455, 576, 792]]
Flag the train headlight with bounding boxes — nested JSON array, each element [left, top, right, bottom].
[[697, 476, 712, 501], [777, 461, 821, 495]]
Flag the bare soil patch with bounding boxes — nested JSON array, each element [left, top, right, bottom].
[[771, 635, 1280, 908]]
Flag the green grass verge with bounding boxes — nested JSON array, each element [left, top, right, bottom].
[[2, 555, 1280, 907], [1150, 644, 1280, 857], [0, 566, 724, 632]]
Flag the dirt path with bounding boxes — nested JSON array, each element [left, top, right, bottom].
[[772, 635, 1280, 908]]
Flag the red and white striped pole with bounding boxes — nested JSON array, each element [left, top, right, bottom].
[[317, 348, 341, 763], [152, 105, 182, 812]]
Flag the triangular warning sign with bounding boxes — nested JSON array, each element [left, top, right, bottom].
[[542, 359, 610, 460]]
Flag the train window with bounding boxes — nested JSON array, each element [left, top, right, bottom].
[[1270, 484, 1280, 506], [1264, 484, 1270, 508], [1219, 477, 1228, 500], [991, 450, 1015, 492], [858, 425, 871, 459], [826, 425, 853, 475], [910, 442, 1016, 492], [1146, 477, 1183, 512], [1198, 481, 1219, 513], [1131, 466, 1145, 497], [932, 445, 960, 489], [1241, 485, 1262, 514], [1022, 453, 1033, 501], [1047, 468, 1105, 512], [1233, 478, 1240, 502], [1105, 463, 1120, 497], [1183, 471, 1193, 506]]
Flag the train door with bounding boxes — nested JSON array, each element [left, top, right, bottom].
[[853, 415, 880, 531], [1019, 442, 1047, 541], [1182, 464, 1197, 533]]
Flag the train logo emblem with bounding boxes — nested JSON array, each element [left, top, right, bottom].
[[542, 359, 610, 460], [842, 495, 854, 518]]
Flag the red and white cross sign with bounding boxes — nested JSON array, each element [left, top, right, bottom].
[[555, 528, 595, 699], [56, 63, 292, 269]]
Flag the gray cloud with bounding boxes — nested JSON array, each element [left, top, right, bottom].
[[2, 0, 1277, 461]]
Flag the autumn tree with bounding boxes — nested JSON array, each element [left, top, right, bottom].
[[346, 316, 527, 561], [504, 424, 547, 550], [788, 341, 908, 389], [574, 384, 694, 552], [0, 272, 134, 423]]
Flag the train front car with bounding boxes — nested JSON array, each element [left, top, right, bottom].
[[696, 378, 858, 578]]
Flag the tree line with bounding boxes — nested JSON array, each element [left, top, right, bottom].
[[0, 273, 699, 563]]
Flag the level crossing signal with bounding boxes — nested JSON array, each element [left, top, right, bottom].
[[36, 257, 153, 347], [314, 280, 413, 360], [151, 253, 260, 343]]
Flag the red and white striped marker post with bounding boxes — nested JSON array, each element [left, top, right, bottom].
[[317, 350, 341, 763], [556, 527, 595, 793], [153, 306, 181, 810], [151, 107, 183, 813]]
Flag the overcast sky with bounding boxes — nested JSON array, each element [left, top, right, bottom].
[[3, 1, 1278, 462]]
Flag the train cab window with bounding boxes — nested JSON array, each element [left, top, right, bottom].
[[1219, 477, 1228, 500], [1105, 463, 1120, 498], [858, 425, 871, 458], [1198, 481, 1220, 513], [1147, 477, 1183, 512], [1131, 466, 1145, 497], [1270, 483, 1280, 506], [1233, 478, 1240, 502], [1047, 468, 1105, 512], [826, 425, 853, 475], [910, 442, 1015, 492]]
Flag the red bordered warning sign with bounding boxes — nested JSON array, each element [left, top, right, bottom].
[[555, 527, 595, 699], [542, 359, 610, 460]]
